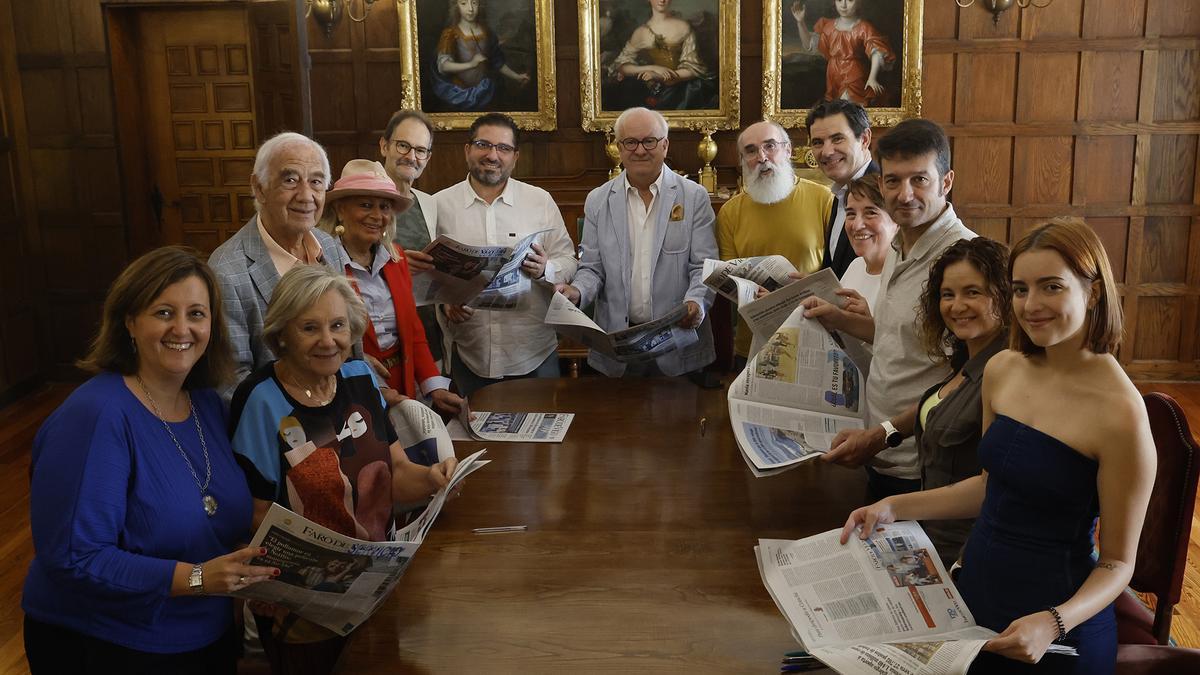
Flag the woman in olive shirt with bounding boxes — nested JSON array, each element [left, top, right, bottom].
[[911, 237, 1011, 567]]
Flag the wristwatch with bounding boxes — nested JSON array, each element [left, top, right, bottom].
[[188, 563, 205, 594], [881, 420, 904, 448]]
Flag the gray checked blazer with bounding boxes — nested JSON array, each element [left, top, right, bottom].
[[570, 168, 718, 377], [208, 215, 349, 399]]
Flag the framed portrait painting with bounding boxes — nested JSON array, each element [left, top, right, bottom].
[[578, 0, 740, 132], [763, 0, 922, 128], [398, 0, 556, 130]]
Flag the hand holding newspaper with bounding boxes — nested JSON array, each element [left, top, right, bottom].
[[227, 409, 489, 636], [411, 229, 549, 308], [702, 255, 798, 301], [757, 521, 1076, 675], [544, 290, 699, 363], [447, 397, 574, 443], [728, 299, 866, 476]]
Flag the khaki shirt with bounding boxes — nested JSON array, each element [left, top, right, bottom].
[[866, 204, 976, 479]]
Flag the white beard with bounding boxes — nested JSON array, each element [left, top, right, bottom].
[[743, 160, 796, 205]]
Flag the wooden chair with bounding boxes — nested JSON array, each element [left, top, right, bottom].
[[1114, 392, 1200, 646]]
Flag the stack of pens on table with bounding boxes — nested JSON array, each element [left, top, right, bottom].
[[781, 651, 825, 672]]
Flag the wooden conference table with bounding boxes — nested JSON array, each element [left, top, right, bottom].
[[341, 377, 866, 673]]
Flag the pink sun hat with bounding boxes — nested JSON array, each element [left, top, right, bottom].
[[325, 159, 414, 212]]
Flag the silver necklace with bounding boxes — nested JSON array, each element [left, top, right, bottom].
[[282, 366, 336, 406], [135, 375, 217, 517]]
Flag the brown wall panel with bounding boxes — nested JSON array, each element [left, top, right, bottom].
[[1152, 0, 1200, 38], [1141, 216, 1192, 283], [1012, 136, 1074, 205], [1087, 217, 1129, 283], [952, 137, 1012, 204], [954, 53, 1017, 123], [1016, 53, 1079, 122], [1083, 0, 1145, 38], [1077, 51, 1141, 121], [1134, 297, 1183, 360], [1021, 0, 1083, 39], [1145, 135, 1197, 203], [921, 53, 955, 123], [1154, 50, 1200, 121], [1076, 135, 1135, 204]]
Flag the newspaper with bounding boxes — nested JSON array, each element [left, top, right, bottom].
[[230, 449, 489, 636], [447, 398, 574, 443], [702, 255, 798, 301], [728, 300, 866, 476], [387, 398, 456, 462], [757, 522, 1076, 675], [410, 230, 548, 308], [544, 290, 699, 363]]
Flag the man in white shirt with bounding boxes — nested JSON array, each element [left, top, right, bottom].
[[806, 99, 877, 279], [802, 119, 976, 499], [412, 113, 577, 397], [557, 107, 718, 377]]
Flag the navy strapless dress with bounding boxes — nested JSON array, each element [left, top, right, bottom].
[[958, 415, 1115, 674]]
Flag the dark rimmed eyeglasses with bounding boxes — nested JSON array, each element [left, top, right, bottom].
[[618, 136, 665, 151], [388, 140, 432, 160], [469, 139, 517, 156]]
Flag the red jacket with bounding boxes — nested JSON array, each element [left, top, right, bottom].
[[347, 254, 439, 399]]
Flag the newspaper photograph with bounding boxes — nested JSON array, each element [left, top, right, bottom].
[[410, 230, 547, 308], [447, 398, 574, 443], [702, 255, 798, 301], [544, 291, 698, 363], [757, 522, 986, 675], [728, 303, 865, 476], [229, 449, 489, 636]]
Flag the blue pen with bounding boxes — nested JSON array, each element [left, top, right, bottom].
[[783, 656, 818, 664], [784, 650, 811, 658], [780, 664, 824, 673]]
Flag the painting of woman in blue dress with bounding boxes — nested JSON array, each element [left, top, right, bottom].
[[422, 0, 537, 113]]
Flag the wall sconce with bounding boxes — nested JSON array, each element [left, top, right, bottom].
[[956, 0, 1053, 25], [306, 0, 378, 38]]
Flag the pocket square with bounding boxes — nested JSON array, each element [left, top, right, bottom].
[[669, 203, 684, 221]]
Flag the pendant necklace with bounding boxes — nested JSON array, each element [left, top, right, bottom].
[[136, 375, 217, 516], [283, 365, 336, 407]]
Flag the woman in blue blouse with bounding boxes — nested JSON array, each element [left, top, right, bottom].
[[22, 246, 277, 674]]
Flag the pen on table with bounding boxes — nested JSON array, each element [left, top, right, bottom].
[[780, 664, 823, 673], [699, 417, 707, 436], [782, 656, 818, 664], [472, 525, 527, 534], [784, 651, 811, 658]]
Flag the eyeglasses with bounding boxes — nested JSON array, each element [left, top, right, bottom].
[[388, 139, 431, 160], [741, 139, 790, 159], [469, 139, 517, 156], [618, 136, 665, 151]]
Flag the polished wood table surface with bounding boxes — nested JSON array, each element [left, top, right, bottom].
[[341, 377, 866, 673]]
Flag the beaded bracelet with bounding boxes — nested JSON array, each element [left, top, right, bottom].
[[1046, 606, 1067, 641]]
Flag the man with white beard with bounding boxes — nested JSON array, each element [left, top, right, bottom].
[[717, 120, 833, 366]]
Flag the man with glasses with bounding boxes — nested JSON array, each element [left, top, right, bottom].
[[557, 107, 718, 378], [378, 109, 446, 368], [426, 113, 577, 397], [716, 119, 833, 368], [806, 99, 878, 279]]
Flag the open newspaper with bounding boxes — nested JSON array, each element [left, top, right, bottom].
[[387, 398, 456, 462], [411, 229, 548, 308], [544, 290, 698, 363], [704, 264, 873, 376], [757, 521, 1076, 675], [229, 449, 488, 636], [447, 398, 574, 443], [728, 299, 866, 476]]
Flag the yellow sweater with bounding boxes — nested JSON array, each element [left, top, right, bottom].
[[716, 178, 833, 356]]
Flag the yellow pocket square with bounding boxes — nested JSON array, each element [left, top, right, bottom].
[[669, 203, 684, 221]]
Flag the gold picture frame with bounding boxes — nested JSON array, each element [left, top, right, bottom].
[[763, 0, 922, 128], [398, 0, 557, 130], [578, 0, 740, 132]]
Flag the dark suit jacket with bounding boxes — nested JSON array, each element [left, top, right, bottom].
[[822, 160, 880, 279]]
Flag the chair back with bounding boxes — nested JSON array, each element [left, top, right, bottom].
[[1130, 392, 1200, 645]]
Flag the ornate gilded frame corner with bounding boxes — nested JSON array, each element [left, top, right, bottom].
[[578, 0, 740, 133], [762, 0, 922, 130], [397, 0, 557, 131]]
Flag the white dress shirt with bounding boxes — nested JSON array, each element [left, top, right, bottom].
[[434, 177, 578, 379], [624, 168, 666, 324]]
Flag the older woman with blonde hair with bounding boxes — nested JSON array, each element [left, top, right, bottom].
[[318, 159, 462, 426], [23, 246, 276, 674], [228, 264, 457, 674]]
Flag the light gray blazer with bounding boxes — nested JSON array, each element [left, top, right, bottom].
[[208, 215, 348, 398], [571, 169, 717, 376]]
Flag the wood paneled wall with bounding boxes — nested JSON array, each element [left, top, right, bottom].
[[0, 0, 1197, 395]]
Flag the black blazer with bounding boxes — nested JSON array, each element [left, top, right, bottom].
[[821, 160, 879, 279]]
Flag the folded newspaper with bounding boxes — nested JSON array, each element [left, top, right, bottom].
[[757, 521, 1077, 675], [447, 398, 574, 443], [728, 297, 867, 477], [703, 255, 798, 302], [544, 290, 698, 363], [229, 449, 489, 636], [411, 229, 548, 309]]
